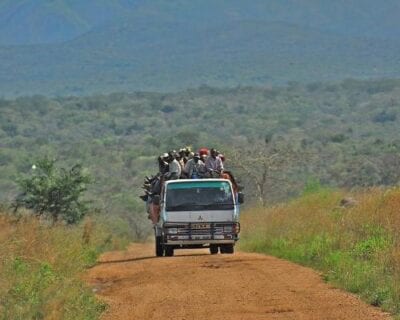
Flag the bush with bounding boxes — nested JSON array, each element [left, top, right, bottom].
[[14, 158, 91, 224], [373, 111, 396, 123]]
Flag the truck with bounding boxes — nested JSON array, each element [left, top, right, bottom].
[[151, 178, 244, 256]]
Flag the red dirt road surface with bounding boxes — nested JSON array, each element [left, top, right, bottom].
[[86, 243, 392, 320]]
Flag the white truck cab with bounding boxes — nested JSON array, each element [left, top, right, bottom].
[[153, 179, 243, 256]]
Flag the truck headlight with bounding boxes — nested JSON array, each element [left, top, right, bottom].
[[167, 228, 178, 234], [223, 226, 233, 233]]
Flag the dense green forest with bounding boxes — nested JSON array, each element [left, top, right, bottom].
[[1, 78, 399, 235]]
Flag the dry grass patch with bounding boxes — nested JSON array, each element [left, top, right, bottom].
[[240, 187, 400, 316], [0, 213, 128, 320]]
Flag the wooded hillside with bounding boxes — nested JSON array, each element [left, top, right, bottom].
[[1, 79, 399, 232]]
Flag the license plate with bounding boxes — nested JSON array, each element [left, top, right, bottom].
[[192, 235, 211, 240], [192, 223, 210, 229]]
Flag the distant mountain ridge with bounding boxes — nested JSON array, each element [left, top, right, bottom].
[[0, 0, 142, 45], [1, 0, 400, 46], [0, 1, 400, 96]]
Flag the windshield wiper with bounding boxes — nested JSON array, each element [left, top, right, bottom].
[[167, 202, 199, 210], [202, 203, 234, 209]]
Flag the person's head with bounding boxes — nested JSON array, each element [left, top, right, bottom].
[[193, 153, 200, 163], [210, 148, 217, 158], [199, 147, 209, 157], [167, 151, 175, 163], [161, 153, 169, 163]]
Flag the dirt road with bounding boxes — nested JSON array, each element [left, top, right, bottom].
[[86, 243, 391, 320]]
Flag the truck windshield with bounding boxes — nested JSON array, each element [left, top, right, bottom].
[[166, 181, 234, 211]]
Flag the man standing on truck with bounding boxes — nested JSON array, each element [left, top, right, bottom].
[[184, 153, 206, 179], [158, 153, 169, 174], [164, 152, 181, 180], [205, 148, 224, 177]]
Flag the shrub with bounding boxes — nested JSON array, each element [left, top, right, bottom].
[[330, 134, 347, 143], [373, 111, 396, 123], [13, 158, 91, 224]]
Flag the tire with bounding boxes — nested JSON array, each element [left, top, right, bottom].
[[220, 244, 234, 254], [225, 244, 234, 254], [155, 236, 164, 257], [210, 245, 219, 255], [165, 246, 174, 257]]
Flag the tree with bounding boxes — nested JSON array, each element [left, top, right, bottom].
[[13, 158, 91, 224], [229, 139, 312, 206]]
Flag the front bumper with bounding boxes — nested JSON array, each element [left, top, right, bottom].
[[165, 239, 235, 245], [163, 222, 239, 245]]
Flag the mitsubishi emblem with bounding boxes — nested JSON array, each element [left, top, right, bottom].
[[197, 215, 204, 221]]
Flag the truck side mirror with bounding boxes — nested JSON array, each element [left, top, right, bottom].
[[237, 192, 244, 204], [153, 195, 160, 205]]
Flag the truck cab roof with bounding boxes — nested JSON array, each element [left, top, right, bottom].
[[164, 178, 232, 185]]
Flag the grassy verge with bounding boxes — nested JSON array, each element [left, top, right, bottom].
[[239, 187, 400, 317], [0, 213, 130, 320]]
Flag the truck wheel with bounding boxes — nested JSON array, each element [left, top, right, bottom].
[[225, 244, 234, 254], [220, 244, 234, 254], [155, 236, 164, 257], [165, 246, 174, 257], [210, 245, 218, 255]]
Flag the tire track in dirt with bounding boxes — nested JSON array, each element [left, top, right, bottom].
[[86, 243, 392, 320]]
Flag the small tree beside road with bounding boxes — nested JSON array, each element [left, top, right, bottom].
[[14, 158, 91, 224]]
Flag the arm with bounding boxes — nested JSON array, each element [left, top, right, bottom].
[[183, 160, 191, 175], [217, 157, 224, 172], [205, 157, 213, 171]]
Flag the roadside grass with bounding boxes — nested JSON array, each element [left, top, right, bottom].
[[0, 212, 130, 320], [239, 187, 400, 317]]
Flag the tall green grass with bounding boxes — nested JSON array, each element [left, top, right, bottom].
[[0, 213, 130, 319], [240, 187, 400, 317]]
